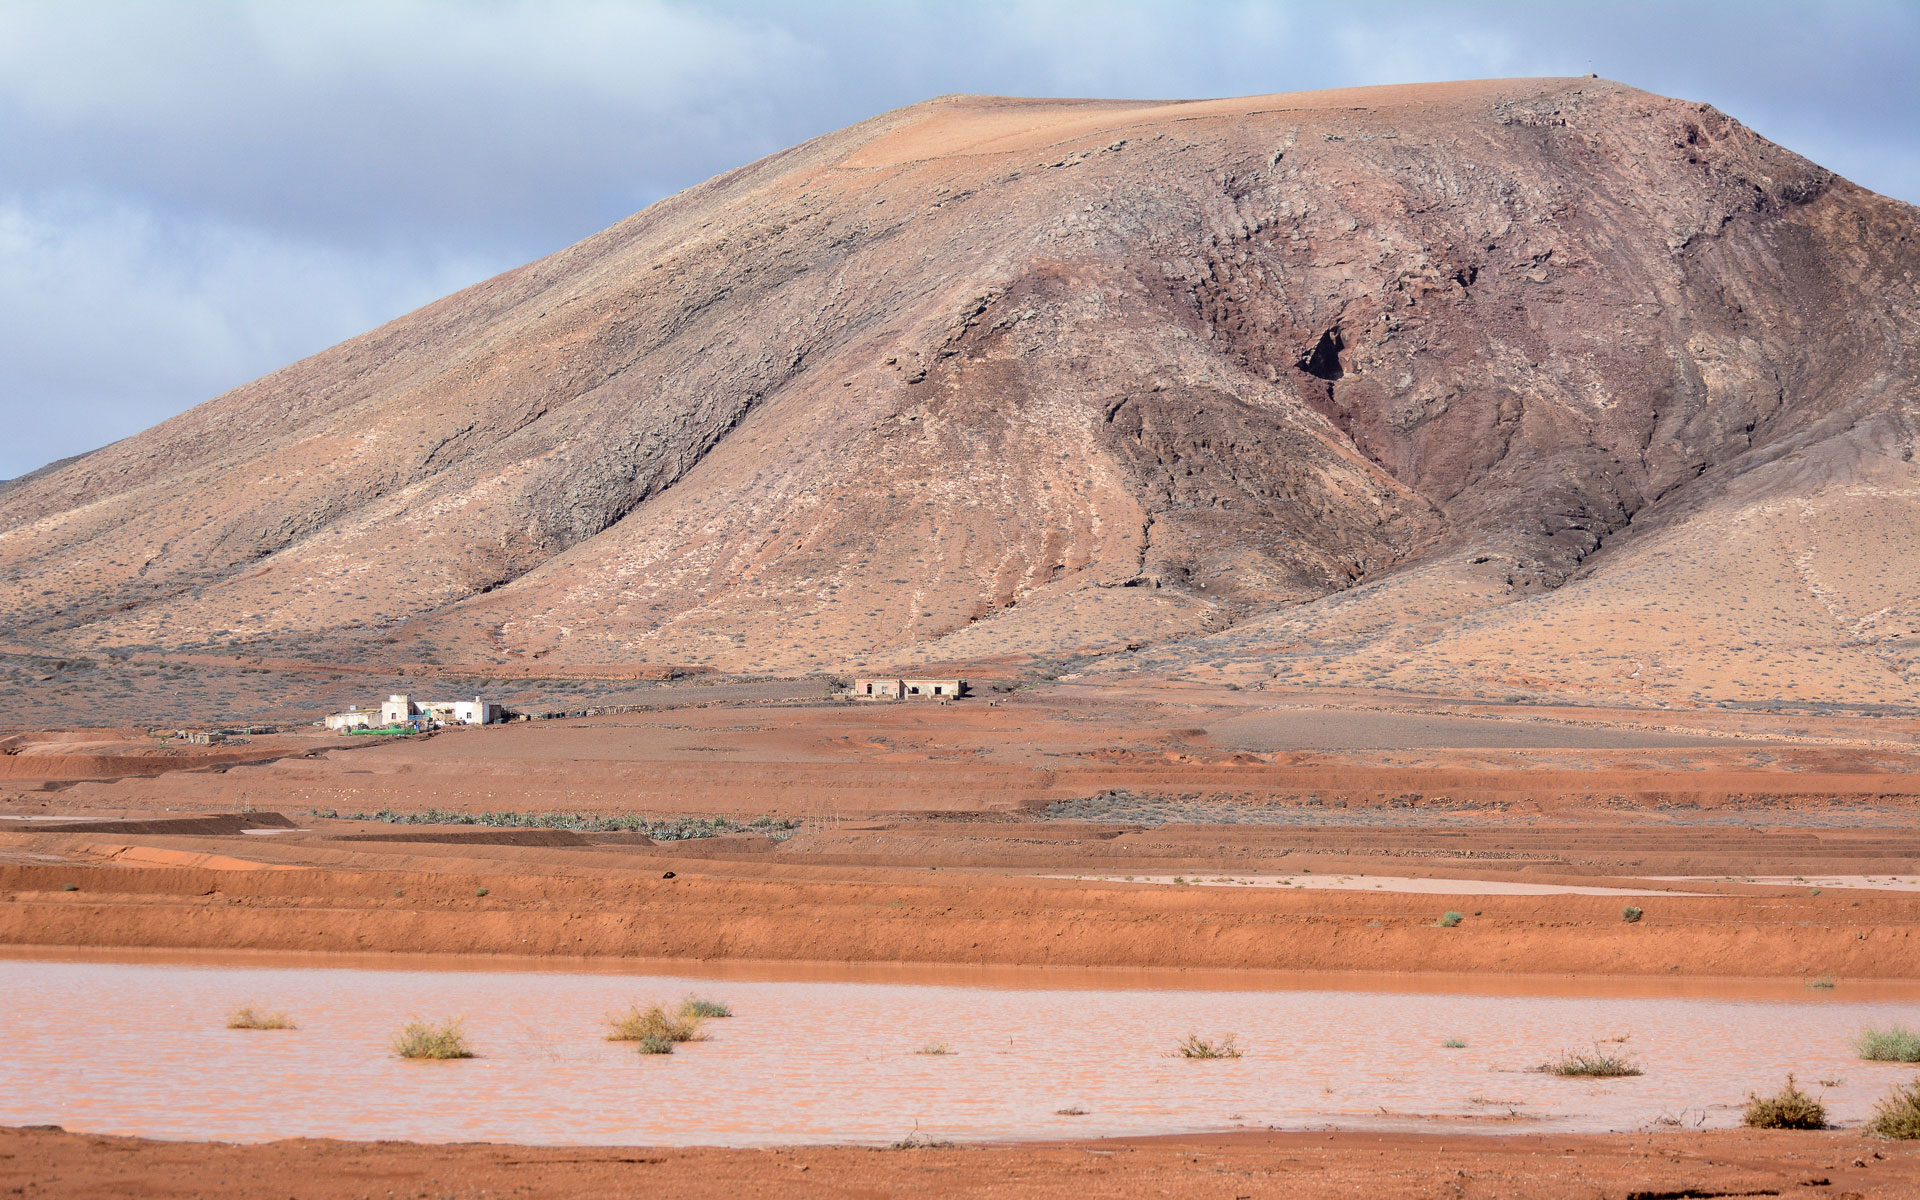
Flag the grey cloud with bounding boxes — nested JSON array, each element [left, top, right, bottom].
[[2, 0, 1916, 478]]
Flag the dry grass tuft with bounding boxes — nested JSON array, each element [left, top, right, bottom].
[[1539, 1046, 1642, 1077], [1866, 1077, 1920, 1140], [1176, 1033, 1244, 1060], [608, 1004, 705, 1044], [1743, 1075, 1826, 1129], [679, 995, 732, 1019], [394, 1019, 473, 1059], [226, 1007, 295, 1031]]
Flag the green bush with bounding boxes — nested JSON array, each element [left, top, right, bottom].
[[1622, 906, 1643, 923], [680, 996, 732, 1019], [1743, 1075, 1826, 1129], [635, 1034, 674, 1055], [1856, 1026, 1920, 1062], [1866, 1077, 1920, 1139], [1442, 1037, 1467, 1048], [1437, 911, 1463, 928]]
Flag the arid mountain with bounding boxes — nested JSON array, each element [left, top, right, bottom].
[[2, 78, 1915, 705]]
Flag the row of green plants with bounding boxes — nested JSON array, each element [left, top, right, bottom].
[[310, 807, 798, 839]]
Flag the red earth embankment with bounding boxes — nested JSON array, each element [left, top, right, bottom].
[[5, 855, 1917, 979], [3, 1125, 1914, 1199]]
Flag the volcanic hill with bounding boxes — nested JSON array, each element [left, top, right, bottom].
[[2, 77, 1916, 706]]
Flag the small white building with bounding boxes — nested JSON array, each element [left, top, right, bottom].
[[329, 693, 501, 733], [324, 706, 378, 732], [851, 677, 967, 701], [449, 698, 502, 725]]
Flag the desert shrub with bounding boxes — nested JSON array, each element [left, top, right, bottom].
[[680, 995, 731, 1019], [1540, 1047, 1642, 1077], [1437, 911, 1463, 928], [608, 1004, 704, 1044], [1442, 1037, 1467, 1048], [226, 1006, 295, 1030], [1622, 906, 1643, 923], [61, 882, 79, 892], [1857, 1027, 1920, 1062], [915, 1043, 951, 1055], [394, 1019, 473, 1059], [1743, 1075, 1826, 1129], [1176, 1033, 1243, 1060], [1865, 1077, 1920, 1139], [635, 1034, 674, 1055], [1807, 973, 1837, 990]]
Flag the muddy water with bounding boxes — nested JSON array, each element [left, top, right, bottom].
[[4, 958, 1918, 1146], [1044, 873, 1705, 896]]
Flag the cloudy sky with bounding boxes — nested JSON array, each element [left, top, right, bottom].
[[3, 0, 1917, 479]]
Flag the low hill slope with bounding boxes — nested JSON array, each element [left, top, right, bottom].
[[0, 78, 1914, 704]]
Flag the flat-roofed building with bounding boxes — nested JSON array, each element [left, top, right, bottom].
[[851, 677, 966, 700]]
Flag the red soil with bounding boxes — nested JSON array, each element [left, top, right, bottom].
[[4, 1126, 1915, 1199], [4, 688, 1917, 978], [6, 686, 1919, 1195]]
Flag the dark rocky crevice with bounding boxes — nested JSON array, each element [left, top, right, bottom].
[[1297, 328, 1346, 382]]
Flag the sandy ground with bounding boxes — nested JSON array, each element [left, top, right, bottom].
[[6, 684, 1916, 821], [6, 684, 1920, 1193], [4, 1126, 1917, 1199], [3, 688, 1918, 978]]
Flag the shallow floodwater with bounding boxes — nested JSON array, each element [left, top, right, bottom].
[[4, 958, 1918, 1146], [1044, 873, 1704, 896]]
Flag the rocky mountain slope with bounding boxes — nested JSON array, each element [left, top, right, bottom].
[[2, 78, 1915, 705]]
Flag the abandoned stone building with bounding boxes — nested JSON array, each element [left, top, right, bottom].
[[851, 677, 967, 701]]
